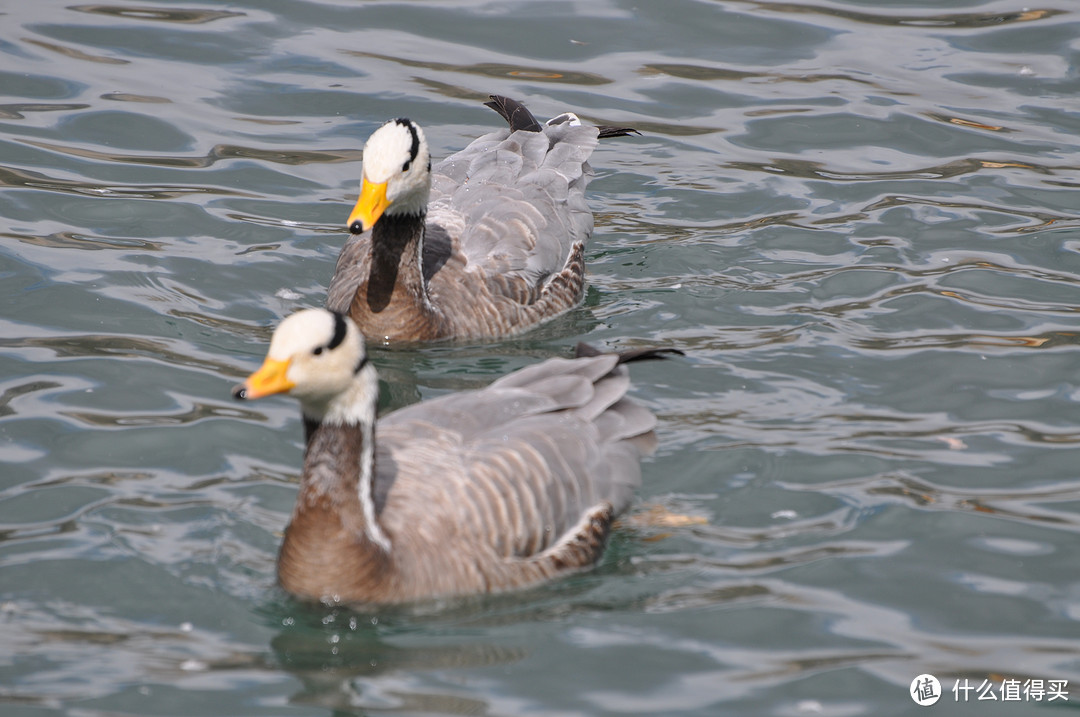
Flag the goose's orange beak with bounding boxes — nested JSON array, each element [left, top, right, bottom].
[[233, 358, 294, 400], [347, 178, 390, 234]]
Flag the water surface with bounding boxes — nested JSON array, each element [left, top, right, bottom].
[[2, 1, 1080, 715]]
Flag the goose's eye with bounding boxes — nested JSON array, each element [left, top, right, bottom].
[[313, 346, 324, 356]]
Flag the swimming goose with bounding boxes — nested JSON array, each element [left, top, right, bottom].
[[232, 308, 668, 605], [326, 95, 636, 344]]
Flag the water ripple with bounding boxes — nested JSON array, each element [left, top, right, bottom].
[[792, 473, 1080, 531], [70, 5, 246, 24], [746, 3, 1061, 30], [0, 164, 255, 199], [346, 50, 614, 86], [3, 0, 1080, 713], [22, 138, 361, 169]]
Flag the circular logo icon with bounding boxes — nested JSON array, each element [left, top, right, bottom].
[[911, 674, 941, 706]]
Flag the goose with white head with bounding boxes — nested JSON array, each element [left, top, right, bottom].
[[233, 308, 672, 605], [327, 95, 637, 344]]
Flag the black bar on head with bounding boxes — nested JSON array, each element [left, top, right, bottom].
[[328, 311, 348, 350], [394, 118, 420, 171]]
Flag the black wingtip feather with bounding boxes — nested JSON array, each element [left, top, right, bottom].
[[574, 343, 685, 364], [485, 95, 543, 133], [484, 95, 640, 138], [597, 126, 641, 139]]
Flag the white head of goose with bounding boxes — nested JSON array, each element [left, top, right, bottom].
[[348, 118, 432, 234], [326, 95, 637, 345], [233, 308, 674, 605]]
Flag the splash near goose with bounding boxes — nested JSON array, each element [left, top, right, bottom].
[[327, 95, 638, 344], [233, 308, 674, 605]]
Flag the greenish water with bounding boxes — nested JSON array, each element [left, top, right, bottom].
[[2, 1, 1079, 715]]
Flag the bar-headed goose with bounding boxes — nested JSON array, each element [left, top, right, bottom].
[[233, 308, 672, 605], [326, 96, 636, 344]]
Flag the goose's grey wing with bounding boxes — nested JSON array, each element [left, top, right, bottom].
[[376, 354, 655, 558], [427, 121, 600, 285]]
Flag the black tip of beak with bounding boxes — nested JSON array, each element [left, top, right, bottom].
[[232, 385, 248, 400], [349, 220, 365, 235]]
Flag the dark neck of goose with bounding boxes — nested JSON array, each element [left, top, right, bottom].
[[295, 420, 372, 509], [366, 211, 429, 313], [302, 415, 321, 446], [278, 418, 390, 599]]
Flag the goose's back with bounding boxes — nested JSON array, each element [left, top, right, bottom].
[[428, 122, 599, 284], [371, 353, 655, 597]]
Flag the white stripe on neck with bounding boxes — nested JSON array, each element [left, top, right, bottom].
[[357, 416, 389, 552]]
